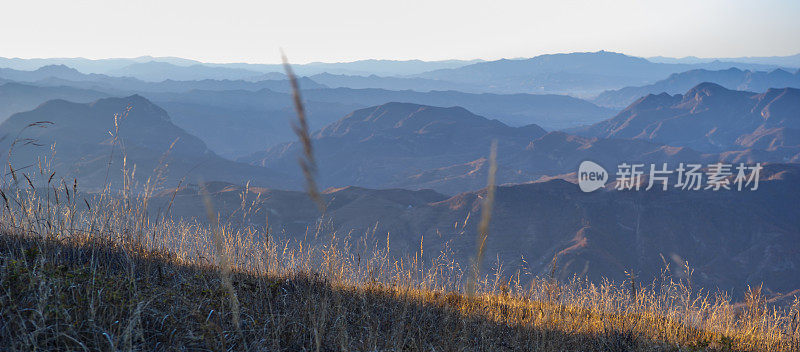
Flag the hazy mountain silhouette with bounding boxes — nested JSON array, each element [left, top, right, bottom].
[[3, 53, 789, 96], [0, 57, 480, 77], [0, 65, 92, 82], [0, 96, 297, 190], [649, 53, 800, 68], [0, 56, 201, 73], [594, 68, 800, 108], [582, 83, 800, 156]]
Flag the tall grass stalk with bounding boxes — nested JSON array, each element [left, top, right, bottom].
[[467, 139, 497, 296]]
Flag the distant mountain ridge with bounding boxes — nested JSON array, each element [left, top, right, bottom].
[[594, 68, 800, 108], [0, 57, 480, 77], [415, 51, 790, 96], [648, 53, 800, 68], [0, 56, 201, 73], [3, 52, 792, 96], [0, 64, 325, 95], [107, 61, 267, 82]]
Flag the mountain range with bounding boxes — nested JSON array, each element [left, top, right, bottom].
[[581, 83, 800, 159], [244, 82, 800, 194], [243, 102, 714, 194], [5, 81, 795, 195], [4, 52, 794, 97]]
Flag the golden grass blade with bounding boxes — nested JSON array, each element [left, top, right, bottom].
[[281, 51, 326, 214]]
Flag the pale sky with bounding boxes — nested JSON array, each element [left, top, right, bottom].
[[1, 0, 798, 64]]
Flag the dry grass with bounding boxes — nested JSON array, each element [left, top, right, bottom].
[[0, 166, 799, 351]]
